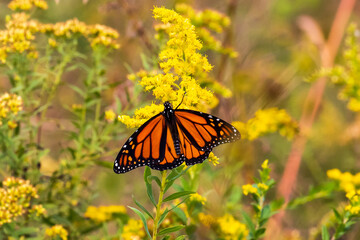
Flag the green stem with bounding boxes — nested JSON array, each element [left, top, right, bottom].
[[153, 170, 167, 240]]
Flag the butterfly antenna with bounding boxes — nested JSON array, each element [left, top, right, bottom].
[[175, 91, 186, 109]]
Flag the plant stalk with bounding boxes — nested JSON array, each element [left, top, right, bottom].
[[152, 170, 167, 240]]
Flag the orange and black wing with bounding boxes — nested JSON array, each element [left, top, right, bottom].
[[113, 114, 185, 174], [174, 110, 240, 166]]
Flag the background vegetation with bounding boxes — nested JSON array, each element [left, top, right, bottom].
[[1, 0, 360, 239]]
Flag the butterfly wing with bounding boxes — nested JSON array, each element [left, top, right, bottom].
[[174, 110, 240, 166], [113, 114, 185, 174]]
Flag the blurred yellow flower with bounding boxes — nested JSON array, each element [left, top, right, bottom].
[[87, 24, 120, 49], [45, 225, 68, 240], [7, 120, 18, 129], [327, 168, 360, 193], [105, 109, 116, 122], [327, 168, 342, 180], [84, 205, 126, 222], [258, 183, 269, 191], [198, 212, 216, 227], [71, 104, 83, 111], [0, 177, 39, 225], [233, 108, 298, 141], [216, 214, 248, 240], [0, 13, 41, 63], [0, 93, 23, 123], [29, 204, 46, 217], [174, 3, 237, 58], [242, 184, 258, 196], [261, 159, 269, 169], [8, 0, 48, 11], [121, 219, 145, 240], [0, 10, 120, 63], [189, 193, 207, 205]]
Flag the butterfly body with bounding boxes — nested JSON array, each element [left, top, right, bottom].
[[114, 101, 240, 174]]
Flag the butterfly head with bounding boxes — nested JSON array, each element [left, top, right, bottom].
[[164, 101, 173, 110]]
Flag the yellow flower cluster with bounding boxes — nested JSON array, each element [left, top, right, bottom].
[[233, 108, 298, 141], [119, 7, 217, 127], [198, 212, 217, 227], [8, 0, 48, 11], [0, 177, 40, 225], [118, 103, 164, 128], [189, 193, 207, 205], [87, 24, 120, 49], [29, 204, 46, 216], [327, 169, 360, 216], [242, 160, 271, 196], [154, 7, 213, 76], [216, 214, 248, 240], [242, 184, 258, 196], [198, 212, 247, 239], [208, 152, 220, 166], [84, 205, 126, 222], [0, 92, 23, 129], [0, 10, 120, 63], [308, 24, 360, 112], [327, 168, 360, 194], [0, 13, 40, 63], [121, 219, 146, 240], [174, 3, 237, 58], [42, 19, 120, 49], [45, 225, 68, 240], [344, 190, 360, 215], [0, 92, 23, 118]]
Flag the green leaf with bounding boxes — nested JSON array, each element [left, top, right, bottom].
[[242, 211, 255, 235], [158, 208, 169, 226], [148, 175, 161, 187], [164, 179, 176, 194], [69, 84, 86, 97], [174, 235, 186, 240], [85, 98, 101, 108], [12, 227, 38, 237], [128, 206, 152, 239], [144, 167, 156, 206], [260, 205, 271, 223], [140, 53, 150, 71], [158, 225, 185, 236], [255, 228, 266, 238], [172, 207, 187, 224], [133, 197, 154, 220], [333, 208, 342, 221], [163, 191, 194, 202], [321, 226, 330, 240]]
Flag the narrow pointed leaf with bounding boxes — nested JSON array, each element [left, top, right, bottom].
[[128, 206, 152, 239], [163, 191, 194, 202], [133, 197, 154, 220], [158, 225, 185, 236], [322, 226, 330, 240], [144, 167, 156, 206]]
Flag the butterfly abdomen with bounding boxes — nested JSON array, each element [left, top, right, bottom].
[[174, 139, 181, 155]]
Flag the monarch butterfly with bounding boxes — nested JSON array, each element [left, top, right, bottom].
[[114, 101, 240, 174]]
